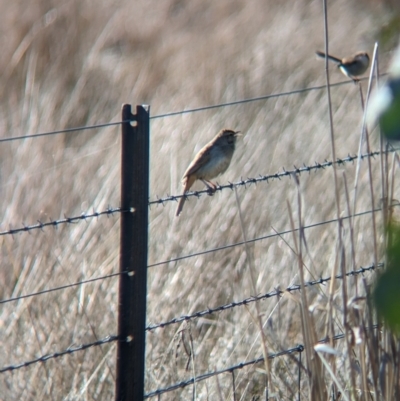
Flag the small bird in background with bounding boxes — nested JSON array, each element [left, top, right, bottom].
[[176, 129, 241, 217], [315, 50, 370, 81]]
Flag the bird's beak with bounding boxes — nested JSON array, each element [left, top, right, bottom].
[[234, 131, 242, 136]]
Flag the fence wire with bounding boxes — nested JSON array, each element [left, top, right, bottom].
[[149, 149, 390, 206], [0, 75, 380, 145], [0, 206, 124, 237], [146, 262, 381, 331], [144, 324, 379, 399], [1, 148, 390, 239], [0, 335, 118, 374], [0, 206, 384, 306], [0, 271, 126, 305], [149, 207, 388, 268], [0, 121, 125, 143], [150, 76, 374, 120], [144, 344, 304, 398], [0, 263, 379, 377]]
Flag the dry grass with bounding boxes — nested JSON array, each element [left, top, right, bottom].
[[0, 0, 399, 399]]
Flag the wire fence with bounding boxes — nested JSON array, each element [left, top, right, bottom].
[[0, 148, 393, 239], [0, 73, 390, 399], [144, 344, 305, 399], [0, 271, 126, 305], [0, 260, 379, 377], [0, 75, 378, 144], [144, 323, 380, 399], [146, 262, 381, 332], [149, 149, 392, 206], [148, 206, 389, 268], [0, 198, 383, 308], [0, 335, 119, 374], [0, 206, 124, 237]]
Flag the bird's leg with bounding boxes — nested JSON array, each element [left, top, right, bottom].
[[201, 179, 217, 195]]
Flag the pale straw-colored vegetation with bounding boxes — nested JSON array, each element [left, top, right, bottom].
[[0, 0, 398, 399]]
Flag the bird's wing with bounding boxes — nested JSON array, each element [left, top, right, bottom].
[[341, 56, 358, 66], [182, 146, 212, 180]]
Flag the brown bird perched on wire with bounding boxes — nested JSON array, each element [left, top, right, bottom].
[[316, 50, 370, 81], [176, 129, 241, 217]]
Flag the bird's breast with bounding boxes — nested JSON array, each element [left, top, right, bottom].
[[197, 146, 234, 180]]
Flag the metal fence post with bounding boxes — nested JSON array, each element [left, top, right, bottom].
[[115, 104, 150, 401]]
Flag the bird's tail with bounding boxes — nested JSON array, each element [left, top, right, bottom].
[[176, 175, 196, 217], [315, 50, 342, 64], [176, 196, 186, 217]]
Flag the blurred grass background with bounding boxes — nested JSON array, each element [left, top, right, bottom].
[[0, 0, 399, 399]]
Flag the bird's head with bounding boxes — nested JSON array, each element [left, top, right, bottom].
[[219, 129, 242, 145]]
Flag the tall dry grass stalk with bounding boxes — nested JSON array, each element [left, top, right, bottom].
[[0, 0, 398, 399]]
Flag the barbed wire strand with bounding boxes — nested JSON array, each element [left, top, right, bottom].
[[146, 325, 380, 398], [0, 206, 125, 237], [0, 318, 378, 388], [0, 209, 385, 306], [0, 76, 380, 144], [0, 303, 379, 393], [0, 327, 374, 395], [149, 149, 395, 206], [145, 323, 377, 399], [1, 149, 394, 238], [146, 263, 381, 331], [144, 345, 305, 398], [0, 271, 127, 305], [0, 204, 386, 271], [0, 335, 118, 374], [148, 208, 387, 268], [0, 260, 380, 323]]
